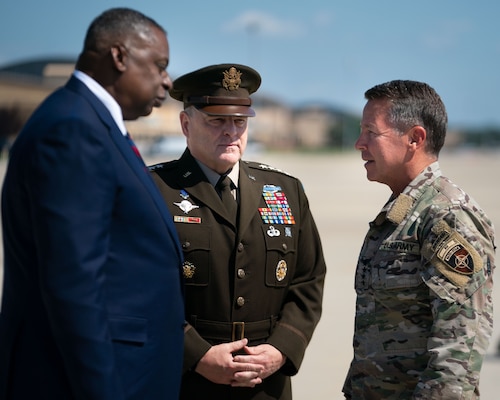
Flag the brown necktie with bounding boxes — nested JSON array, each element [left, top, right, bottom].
[[216, 175, 237, 221]]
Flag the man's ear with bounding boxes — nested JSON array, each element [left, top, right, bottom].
[[179, 110, 191, 138], [110, 44, 127, 72], [408, 125, 426, 148]]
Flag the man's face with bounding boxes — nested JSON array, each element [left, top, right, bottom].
[[355, 98, 412, 194], [181, 107, 249, 174], [119, 26, 172, 120]]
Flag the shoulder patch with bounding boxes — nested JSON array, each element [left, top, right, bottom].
[[387, 194, 414, 224], [430, 220, 483, 287]]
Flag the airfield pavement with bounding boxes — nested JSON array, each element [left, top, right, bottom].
[[1, 148, 499, 399]]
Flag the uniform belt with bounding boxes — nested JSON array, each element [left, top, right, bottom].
[[189, 316, 278, 341]]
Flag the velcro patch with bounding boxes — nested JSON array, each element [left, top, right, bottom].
[[432, 229, 483, 287]]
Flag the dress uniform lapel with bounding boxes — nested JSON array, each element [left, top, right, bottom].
[[175, 150, 237, 226], [237, 162, 263, 236]]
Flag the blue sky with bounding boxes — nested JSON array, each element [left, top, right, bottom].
[[1, 1, 499, 127]]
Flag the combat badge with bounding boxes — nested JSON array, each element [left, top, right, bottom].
[[276, 260, 287, 281], [431, 220, 483, 287], [183, 261, 196, 279]]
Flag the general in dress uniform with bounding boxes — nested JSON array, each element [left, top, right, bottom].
[[150, 64, 326, 399]]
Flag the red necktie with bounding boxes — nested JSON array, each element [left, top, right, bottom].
[[126, 132, 142, 159]]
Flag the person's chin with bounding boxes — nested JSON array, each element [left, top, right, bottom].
[[219, 150, 240, 164], [365, 166, 379, 182]]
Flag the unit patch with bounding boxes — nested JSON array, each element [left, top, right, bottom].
[[435, 232, 480, 275], [430, 220, 483, 287]]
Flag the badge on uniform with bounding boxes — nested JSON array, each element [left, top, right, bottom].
[[267, 225, 280, 237], [183, 261, 196, 279], [276, 260, 287, 281], [174, 190, 201, 223], [259, 185, 295, 225], [430, 220, 483, 287]]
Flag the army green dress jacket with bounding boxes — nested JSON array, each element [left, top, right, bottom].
[[150, 149, 326, 400]]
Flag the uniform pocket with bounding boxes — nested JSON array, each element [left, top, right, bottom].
[[262, 225, 296, 287], [370, 253, 424, 290], [177, 225, 211, 286]]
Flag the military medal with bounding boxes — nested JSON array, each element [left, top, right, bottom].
[[259, 185, 295, 225]]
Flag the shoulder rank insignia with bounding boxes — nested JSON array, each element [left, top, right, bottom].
[[259, 185, 295, 225], [257, 163, 290, 175]]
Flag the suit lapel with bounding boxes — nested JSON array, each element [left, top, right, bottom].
[[66, 76, 183, 259], [110, 130, 183, 256]]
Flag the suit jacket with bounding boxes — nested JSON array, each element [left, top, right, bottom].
[[150, 149, 326, 400], [0, 76, 185, 400]]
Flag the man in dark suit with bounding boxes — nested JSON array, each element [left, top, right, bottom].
[[0, 8, 184, 400], [150, 64, 326, 399]]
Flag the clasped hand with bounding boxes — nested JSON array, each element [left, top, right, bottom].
[[195, 338, 286, 387]]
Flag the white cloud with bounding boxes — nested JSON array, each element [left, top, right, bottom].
[[421, 19, 472, 50], [222, 10, 305, 37]]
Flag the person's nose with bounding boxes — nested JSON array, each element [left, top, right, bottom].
[[162, 71, 173, 91], [354, 132, 366, 151], [224, 121, 239, 136]]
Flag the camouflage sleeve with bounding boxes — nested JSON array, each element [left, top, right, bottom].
[[416, 207, 495, 398]]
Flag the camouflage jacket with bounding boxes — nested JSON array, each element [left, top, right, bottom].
[[343, 162, 495, 399]]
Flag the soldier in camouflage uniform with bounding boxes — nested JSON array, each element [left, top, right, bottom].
[[343, 80, 495, 399], [150, 64, 326, 400]]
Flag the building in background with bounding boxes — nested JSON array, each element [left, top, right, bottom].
[[0, 58, 383, 154]]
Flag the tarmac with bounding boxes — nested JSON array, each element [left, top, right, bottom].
[[1, 148, 499, 399]]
